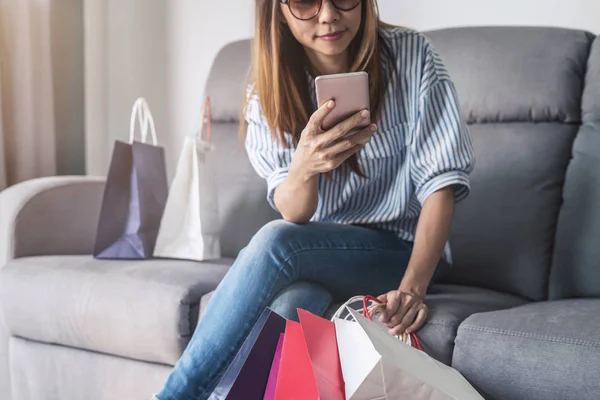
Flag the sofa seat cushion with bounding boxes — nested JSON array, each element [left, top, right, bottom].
[[0, 255, 232, 365], [453, 300, 600, 400], [200, 283, 528, 366], [416, 284, 528, 365]]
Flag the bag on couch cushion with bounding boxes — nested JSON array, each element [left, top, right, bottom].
[[208, 308, 286, 400], [274, 309, 346, 400], [334, 308, 484, 399], [154, 96, 221, 261], [93, 98, 169, 259], [263, 333, 284, 400]]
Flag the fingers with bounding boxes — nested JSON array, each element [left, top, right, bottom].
[[389, 306, 418, 336], [378, 291, 429, 336], [388, 304, 428, 336], [320, 124, 376, 159], [320, 109, 370, 146], [305, 100, 336, 136], [385, 296, 411, 328], [311, 144, 363, 175], [329, 142, 366, 168], [406, 305, 428, 334], [379, 291, 400, 323]]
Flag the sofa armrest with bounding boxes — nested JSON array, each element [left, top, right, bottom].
[[0, 176, 106, 265]]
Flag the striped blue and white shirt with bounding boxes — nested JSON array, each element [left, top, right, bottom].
[[244, 28, 475, 264]]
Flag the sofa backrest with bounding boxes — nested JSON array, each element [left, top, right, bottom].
[[421, 27, 595, 301], [203, 27, 596, 301], [549, 35, 600, 299], [204, 40, 279, 258]]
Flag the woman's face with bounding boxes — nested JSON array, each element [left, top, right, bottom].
[[280, 0, 362, 65]]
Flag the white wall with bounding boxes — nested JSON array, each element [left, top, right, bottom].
[[85, 0, 600, 177], [85, 0, 254, 176], [379, 0, 600, 32], [166, 0, 255, 172], [85, 0, 171, 175], [190, 0, 600, 106]]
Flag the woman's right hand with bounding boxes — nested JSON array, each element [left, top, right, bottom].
[[289, 100, 377, 180]]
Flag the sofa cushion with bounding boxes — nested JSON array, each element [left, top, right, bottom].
[[209, 123, 279, 258], [198, 38, 280, 258], [426, 27, 594, 124], [204, 39, 251, 123], [442, 123, 576, 300], [422, 27, 593, 300], [416, 284, 528, 365], [582, 35, 600, 122], [550, 122, 600, 299], [453, 300, 600, 400], [550, 35, 600, 299], [199, 284, 527, 366], [0, 255, 232, 365]]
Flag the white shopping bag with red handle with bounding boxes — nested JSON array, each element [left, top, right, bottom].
[[333, 303, 484, 399], [153, 96, 221, 261]]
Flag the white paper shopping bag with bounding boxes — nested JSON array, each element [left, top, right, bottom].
[[153, 97, 221, 261], [334, 308, 484, 400]]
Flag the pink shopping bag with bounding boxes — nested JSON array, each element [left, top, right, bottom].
[[263, 334, 284, 400]]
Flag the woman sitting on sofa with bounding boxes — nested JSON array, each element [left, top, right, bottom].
[[155, 0, 474, 399]]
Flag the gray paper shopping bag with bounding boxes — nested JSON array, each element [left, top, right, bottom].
[[93, 98, 169, 259]]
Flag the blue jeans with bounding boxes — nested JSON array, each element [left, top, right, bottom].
[[156, 220, 444, 400]]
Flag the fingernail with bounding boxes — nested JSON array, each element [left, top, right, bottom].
[[370, 124, 377, 132], [361, 110, 370, 118], [328, 100, 335, 109]]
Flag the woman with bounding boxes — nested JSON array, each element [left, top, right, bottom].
[[155, 0, 474, 399]]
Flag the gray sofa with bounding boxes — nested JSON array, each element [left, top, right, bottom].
[[1, 26, 599, 400]]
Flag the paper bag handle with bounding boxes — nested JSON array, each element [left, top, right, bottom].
[[362, 295, 423, 351], [198, 96, 212, 144], [129, 97, 158, 146]]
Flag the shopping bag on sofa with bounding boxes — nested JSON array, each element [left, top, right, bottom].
[[274, 309, 345, 400], [331, 295, 423, 348], [208, 308, 286, 400], [93, 98, 169, 259], [154, 96, 221, 261], [263, 334, 284, 400], [334, 308, 484, 400]]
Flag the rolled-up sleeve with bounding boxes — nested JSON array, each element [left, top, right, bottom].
[[410, 78, 475, 205], [244, 94, 294, 212]]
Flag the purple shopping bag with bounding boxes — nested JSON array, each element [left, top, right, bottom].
[[263, 334, 284, 400], [93, 98, 168, 259], [208, 308, 286, 400]]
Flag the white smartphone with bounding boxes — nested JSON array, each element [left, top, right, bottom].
[[315, 71, 371, 134]]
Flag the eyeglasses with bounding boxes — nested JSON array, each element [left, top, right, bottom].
[[279, 0, 362, 21]]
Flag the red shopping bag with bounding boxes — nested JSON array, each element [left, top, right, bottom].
[[274, 309, 345, 400]]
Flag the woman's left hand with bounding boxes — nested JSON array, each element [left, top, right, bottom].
[[376, 290, 428, 336]]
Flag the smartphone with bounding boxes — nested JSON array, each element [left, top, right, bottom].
[[315, 71, 370, 134]]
